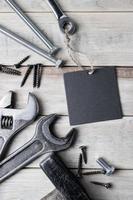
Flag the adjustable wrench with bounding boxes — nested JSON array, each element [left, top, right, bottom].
[[46, 0, 76, 34], [0, 91, 39, 160], [0, 114, 75, 183]]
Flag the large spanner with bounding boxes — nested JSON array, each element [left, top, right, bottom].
[[46, 0, 76, 35], [0, 114, 75, 183], [0, 91, 39, 160]]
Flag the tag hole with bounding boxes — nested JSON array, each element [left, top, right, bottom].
[[88, 69, 95, 75]]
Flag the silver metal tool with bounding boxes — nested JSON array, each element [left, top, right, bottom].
[[0, 25, 62, 68], [5, 0, 58, 54], [46, 0, 76, 34], [0, 91, 39, 160], [97, 157, 115, 176], [0, 114, 75, 183]]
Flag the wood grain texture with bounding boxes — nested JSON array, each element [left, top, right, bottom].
[[0, 67, 133, 115], [0, 168, 133, 200], [1, 13, 133, 66], [1, 0, 133, 12]]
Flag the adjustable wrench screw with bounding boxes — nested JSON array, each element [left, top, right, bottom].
[[21, 65, 33, 87], [15, 55, 30, 68], [97, 158, 115, 176], [80, 146, 87, 164], [77, 153, 83, 178], [91, 181, 112, 189], [0, 65, 21, 76]]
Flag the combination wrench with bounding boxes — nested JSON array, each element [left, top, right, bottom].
[[0, 114, 75, 183], [5, 0, 58, 54], [0, 25, 62, 68], [46, 0, 76, 34], [0, 91, 39, 160]]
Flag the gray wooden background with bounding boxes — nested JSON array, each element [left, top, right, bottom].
[[0, 0, 133, 199]]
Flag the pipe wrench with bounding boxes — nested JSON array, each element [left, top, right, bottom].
[[0, 91, 39, 160]]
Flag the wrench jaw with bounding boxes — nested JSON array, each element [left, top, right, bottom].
[[59, 15, 76, 35], [0, 92, 39, 160], [35, 114, 76, 152]]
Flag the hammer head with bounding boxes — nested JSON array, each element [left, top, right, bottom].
[[34, 114, 76, 153]]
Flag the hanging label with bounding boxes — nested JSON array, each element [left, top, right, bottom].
[[64, 67, 122, 125]]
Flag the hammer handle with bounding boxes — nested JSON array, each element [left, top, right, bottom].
[[40, 153, 90, 200]]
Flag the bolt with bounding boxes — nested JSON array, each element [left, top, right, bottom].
[[77, 153, 83, 178], [91, 181, 112, 189], [96, 158, 115, 176], [15, 55, 30, 68], [80, 146, 87, 164]]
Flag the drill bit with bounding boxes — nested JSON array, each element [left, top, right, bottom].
[[77, 153, 83, 178], [82, 170, 105, 176], [21, 65, 33, 87], [91, 181, 112, 189], [0, 65, 21, 75]]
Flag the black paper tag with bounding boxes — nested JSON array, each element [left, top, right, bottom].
[[64, 67, 122, 125]]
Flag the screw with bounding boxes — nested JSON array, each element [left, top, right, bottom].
[[77, 153, 83, 178], [33, 64, 38, 88], [91, 181, 112, 189], [97, 158, 115, 176], [15, 55, 30, 68], [80, 146, 87, 164], [82, 170, 105, 176], [36, 64, 43, 88], [0, 65, 21, 76], [21, 65, 33, 87]]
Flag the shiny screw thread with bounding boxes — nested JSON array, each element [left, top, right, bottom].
[[0, 65, 21, 75], [21, 65, 33, 87]]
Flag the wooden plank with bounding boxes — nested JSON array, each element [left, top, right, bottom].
[[0, 13, 133, 66], [1, 0, 133, 12], [0, 168, 132, 200], [5, 116, 133, 169], [0, 67, 133, 115]]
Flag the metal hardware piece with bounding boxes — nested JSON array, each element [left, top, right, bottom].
[[0, 91, 39, 160], [80, 145, 87, 164], [0, 25, 62, 68], [82, 170, 105, 176], [21, 65, 33, 87], [36, 64, 43, 88], [0, 65, 21, 76], [91, 181, 112, 189], [97, 158, 115, 176], [0, 114, 75, 183], [33, 65, 38, 88], [46, 0, 76, 34], [5, 0, 58, 54], [77, 153, 83, 178], [15, 55, 30, 68]]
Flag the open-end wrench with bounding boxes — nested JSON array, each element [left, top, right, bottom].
[[0, 25, 62, 68], [0, 114, 76, 183], [5, 0, 58, 54], [0, 91, 39, 160], [46, 0, 76, 35]]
